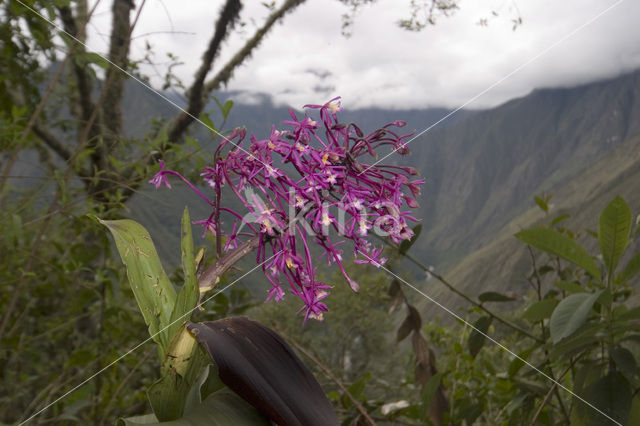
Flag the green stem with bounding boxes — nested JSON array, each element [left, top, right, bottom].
[[392, 245, 543, 343]]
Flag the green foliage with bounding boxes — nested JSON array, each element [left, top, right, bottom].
[[516, 227, 601, 281], [478, 291, 516, 302], [101, 215, 337, 424], [508, 195, 640, 424], [549, 290, 603, 343], [169, 208, 199, 339], [468, 316, 492, 358], [100, 218, 177, 355], [598, 196, 632, 278], [117, 388, 270, 426]]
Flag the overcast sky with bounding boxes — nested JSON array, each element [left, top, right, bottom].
[[86, 0, 640, 110]]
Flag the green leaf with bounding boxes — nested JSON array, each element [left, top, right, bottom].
[[118, 388, 270, 426], [198, 114, 216, 134], [478, 291, 516, 303], [398, 224, 422, 255], [585, 372, 632, 426], [522, 298, 559, 323], [629, 396, 640, 426], [555, 280, 584, 294], [148, 374, 188, 421], [516, 227, 601, 281], [551, 213, 570, 227], [619, 251, 640, 283], [347, 373, 370, 401], [213, 97, 234, 121], [549, 290, 603, 343], [221, 101, 233, 121], [508, 346, 537, 377], [534, 196, 549, 213], [83, 52, 110, 69], [616, 306, 640, 321], [100, 219, 176, 355], [599, 196, 632, 277], [148, 326, 212, 421], [611, 347, 637, 381], [169, 208, 199, 340], [468, 316, 492, 358]]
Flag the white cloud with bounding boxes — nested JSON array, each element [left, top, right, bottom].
[[86, 0, 640, 110]]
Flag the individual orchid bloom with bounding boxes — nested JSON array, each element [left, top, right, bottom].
[[266, 283, 285, 302], [354, 245, 387, 268], [193, 216, 217, 238], [223, 220, 240, 252], [200, 166, 218, 188], [148, 160, 172, 189]]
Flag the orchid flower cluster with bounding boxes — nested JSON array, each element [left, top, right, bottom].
[[150, 97, 424, 321]]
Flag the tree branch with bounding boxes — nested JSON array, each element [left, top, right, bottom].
[[57, 5, 96, 139], [203, 0, 306, 94], [102, 0, 134, 146], [197, 234, 261, 292], [383, 237, 544, 343], [274, 327, 377, 426], [119, 0, 306, 205], [32, 123, 72, 163], [166, 0, 306, 144], [166, 0, 242, 143]]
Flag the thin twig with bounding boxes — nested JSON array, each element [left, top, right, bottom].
[[390, 244, 543, 343], [100, 350, 154, 426], [274, 327, 377, 426], [529, 357, 577, 425]]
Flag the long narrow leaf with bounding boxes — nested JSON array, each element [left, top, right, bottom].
[[599, 196, 631, 277], [187, 317, 339, 426], [169, 207, 199, 340], [100, 218, 176, 354], [516, 227, 601, 281]]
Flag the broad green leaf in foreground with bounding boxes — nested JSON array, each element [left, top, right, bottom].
[[117, 388, 270, 426], [598, 196, 631, 277], [100, 218, 176, 355], [549, 290, 603, 343], [516, 227, 601, 281]]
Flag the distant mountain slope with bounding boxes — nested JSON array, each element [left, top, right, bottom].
[[407, 69, 640, 269], [423, 129, 640, 311]]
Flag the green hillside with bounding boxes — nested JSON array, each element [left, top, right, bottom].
[[407, 70, 640, 269], [421, 129, 640, 315]]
